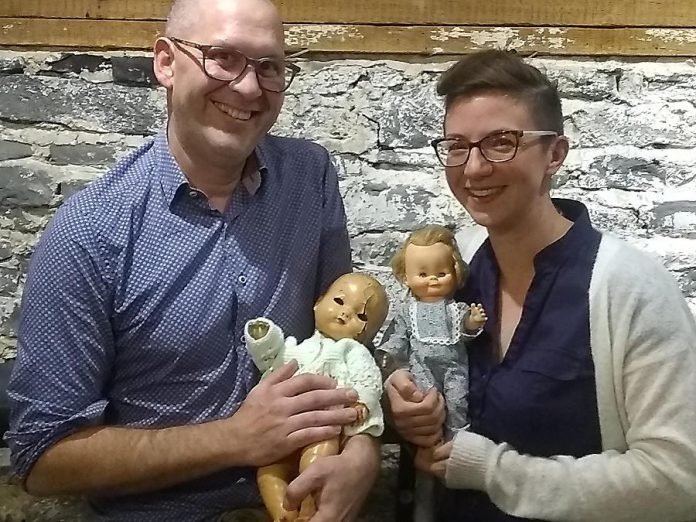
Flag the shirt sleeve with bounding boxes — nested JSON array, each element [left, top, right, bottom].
[[5, 204, 116, 480], [315, 152, 352, 298], [444, 254, 696, 522]]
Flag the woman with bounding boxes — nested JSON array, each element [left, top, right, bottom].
[[385, 50, 696, 521]]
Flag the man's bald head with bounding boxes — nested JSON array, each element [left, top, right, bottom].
[[165, 0, 282, 39]]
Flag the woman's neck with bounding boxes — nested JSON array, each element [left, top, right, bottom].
[[489, 198, 573, 285]]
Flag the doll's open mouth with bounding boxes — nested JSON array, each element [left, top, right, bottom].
[[336, 317, 346, 325]]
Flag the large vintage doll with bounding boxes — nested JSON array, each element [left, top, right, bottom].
[[378, 225, 486, 439], [245, 272, 388, 522]]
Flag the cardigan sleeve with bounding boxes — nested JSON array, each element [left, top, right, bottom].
[[445, 239, 696, 522]]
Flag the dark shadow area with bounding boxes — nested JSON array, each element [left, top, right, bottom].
[[0, 360, 14, 447]]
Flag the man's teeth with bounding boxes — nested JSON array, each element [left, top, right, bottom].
[[469, 188, 501, 197], [213, 101, 252, 120]]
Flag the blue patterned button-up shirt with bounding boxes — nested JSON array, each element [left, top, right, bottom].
[[6, 130, 352, 521]]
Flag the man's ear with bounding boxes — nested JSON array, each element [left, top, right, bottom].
[[153, 37, 176, 88], [545, 135, 569, 177]]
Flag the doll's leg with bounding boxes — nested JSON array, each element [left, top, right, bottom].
[[257, 454, 300, 522], [295, 437, 340, 521], [443, 361, 469, 439]]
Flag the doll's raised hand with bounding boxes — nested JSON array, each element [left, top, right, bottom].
[[464, 303, 487, 331]]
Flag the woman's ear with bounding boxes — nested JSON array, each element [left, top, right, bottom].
[[545, 135, 570, 176], [153, 37, 176, 88]]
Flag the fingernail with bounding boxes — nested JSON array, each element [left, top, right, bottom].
[[346, 389, 358, 401]]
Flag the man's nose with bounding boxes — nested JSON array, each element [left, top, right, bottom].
[[228, 65, 263, 98]]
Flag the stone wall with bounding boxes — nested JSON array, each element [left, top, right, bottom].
[[2, 51, 696, 363], [1, 49, 696, 519]]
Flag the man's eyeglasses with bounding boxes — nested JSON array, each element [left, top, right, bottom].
[[431, 130, 558, 167], [168, 37, 300, 93]]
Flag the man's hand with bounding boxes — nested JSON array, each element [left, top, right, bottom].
[[284, 435, 380, 522], [227, 361, 359, 467], [386, 370, 445, 447], [414, 441, 452, 480]]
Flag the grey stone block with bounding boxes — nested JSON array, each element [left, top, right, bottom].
[[0, 58, 24, 75], [112, 56, 158, 87], [57, 179, 92, 199], [0, 166, 55, 208], [0, 141, 33, 161], [46, 54, 109, 75], [0, 75, 165, 135], [49, 144, 115, 166]]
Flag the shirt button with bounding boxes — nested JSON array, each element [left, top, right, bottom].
[[240, 334, 246, 344], [188, 189, 198, 198], [238, 275, 247, 285]]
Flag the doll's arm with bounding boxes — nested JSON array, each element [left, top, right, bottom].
[[376, 304, 412, 377], [343, 342, 384, 437], [244, 318, 286, 373]]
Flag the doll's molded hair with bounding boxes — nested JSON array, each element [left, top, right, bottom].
[[391, 225, 468, 287]]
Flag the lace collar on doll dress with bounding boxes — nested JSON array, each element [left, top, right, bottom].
[[408, 295, 465, 345]]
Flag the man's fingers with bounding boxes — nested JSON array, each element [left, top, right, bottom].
[[264, 360, 299, 385], [287, 408, 357, 434], [286, 426, 342, 451], [284, 466, 322, 512], [286, 387, 358, 415], [277, 371, 338, 397]]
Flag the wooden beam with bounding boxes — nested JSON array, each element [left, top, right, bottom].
[[2, 19, 696, 56], [2, 0, 696, 27]]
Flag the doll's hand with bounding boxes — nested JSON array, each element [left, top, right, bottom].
[[464, 303, 487, 331], [248, 320, 270, 340], [351, 402, 368, 426]]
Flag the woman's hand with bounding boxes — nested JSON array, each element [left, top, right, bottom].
[[386, 370, 445, 447], [414, 441, 453, 480]]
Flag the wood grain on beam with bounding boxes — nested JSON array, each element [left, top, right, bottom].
[[2, 0, 696, 27], [3, 19, 696, 56]]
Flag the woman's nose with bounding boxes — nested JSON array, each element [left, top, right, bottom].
[[463, 147, 493, 178]]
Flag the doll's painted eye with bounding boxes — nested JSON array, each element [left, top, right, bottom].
[[357, 313, 368, 322], [334, 297, 344, 305], [438, 272, 446, 277], [419, 272, 427, 277]]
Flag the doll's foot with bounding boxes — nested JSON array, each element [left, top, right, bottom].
[[248, 320, 270, 340], [276, 511, 298, 522]]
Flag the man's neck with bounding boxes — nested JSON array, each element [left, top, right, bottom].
[[168, 132, 250, 213]]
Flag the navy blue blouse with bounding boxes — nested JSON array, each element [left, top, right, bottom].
[[438, 199, 603, 521]]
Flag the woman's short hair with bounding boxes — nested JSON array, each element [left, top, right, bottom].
[[391, 225, 468, 287], [437, 50, 564, 135]]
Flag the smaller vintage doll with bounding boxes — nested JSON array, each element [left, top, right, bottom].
[[378, 225, 486, 439], [245, 272, 388, 522]]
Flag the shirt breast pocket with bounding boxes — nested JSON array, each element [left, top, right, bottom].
[[511, 348, 600, 456], [515, 348, 596, 418]]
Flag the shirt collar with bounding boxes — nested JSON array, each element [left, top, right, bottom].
[[155, 128, 268, 208], [533, 198, 596, 270]]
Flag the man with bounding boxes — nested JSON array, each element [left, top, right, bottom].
[[5, 0, 380, 520]]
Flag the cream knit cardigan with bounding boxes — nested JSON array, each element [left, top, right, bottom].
[[446, 230, 696, 522]]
